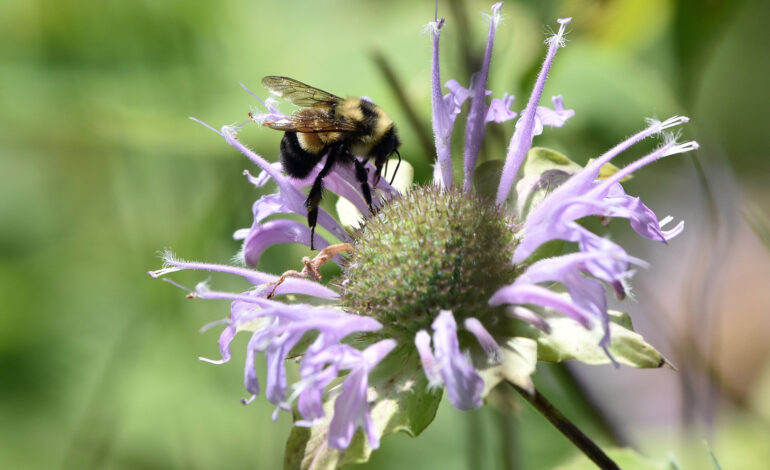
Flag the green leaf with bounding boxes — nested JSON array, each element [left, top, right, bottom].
[[284, 345, 442, 470], [514, 147, 633, 220], [587, 158, 632, 182], [533, 310, 666, 368], [554, 447, 676, 470], [515, 147, 582, 219]]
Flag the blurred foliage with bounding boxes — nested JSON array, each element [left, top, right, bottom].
[[1, 0, 768, 469]]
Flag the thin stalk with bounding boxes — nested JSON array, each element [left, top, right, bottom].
[[495, 410, 519, 470], [371, 50, 436, 163], [509, 382, 619, 470]]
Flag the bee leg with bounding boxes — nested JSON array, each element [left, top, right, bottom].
[[389, 149, 402, 186], [353, 158, 374, 214], [372, 160, 382, 187], [306, 145, 340, 250]]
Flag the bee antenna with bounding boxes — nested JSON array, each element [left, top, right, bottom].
[[389, 149, 402, 186]]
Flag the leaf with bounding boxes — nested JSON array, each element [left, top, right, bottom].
[[284, 346, 442, 470], [554, 447, 676, 470], [515, 147, 581, 219], [477, 337, 538, 396], [533, 310, 666, 368], [515, 148, 633, 220], [588, 158, 632, 182]]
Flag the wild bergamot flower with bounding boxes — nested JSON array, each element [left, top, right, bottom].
[[151, 3, 697, 467]]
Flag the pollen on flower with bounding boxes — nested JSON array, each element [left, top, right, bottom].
[[423, 18, 445, 36], [545, 17, 572, 48], [646, 115, 690, 133], [147, 249, 183, 278], [482, 2, 504, 26]]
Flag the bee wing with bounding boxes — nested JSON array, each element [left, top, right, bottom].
[[261, 76, 343, 107], [264, 108, 361, 133]]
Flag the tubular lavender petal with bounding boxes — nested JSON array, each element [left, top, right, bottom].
[[429, 18, 454, 188], [221, 126, 351, 246], [496, 17, 572, 205], [463, 2, 503, 192]]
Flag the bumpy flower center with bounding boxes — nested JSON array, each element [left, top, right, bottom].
[[340, 184, 518, 335]]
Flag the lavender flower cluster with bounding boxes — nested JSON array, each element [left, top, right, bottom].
[[151, 2, 697, 452]]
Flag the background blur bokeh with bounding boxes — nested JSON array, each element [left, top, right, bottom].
[[1, 0, 769, 468]]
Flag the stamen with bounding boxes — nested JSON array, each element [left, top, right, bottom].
[[147, 266, 180, 278], [645, 115, 690, 133], [663, 140, 699, 156], [239, 81, 269, 107], [188, 116, 222, 135]]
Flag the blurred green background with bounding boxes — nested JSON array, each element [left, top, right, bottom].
[[2, 0, 769, 468]]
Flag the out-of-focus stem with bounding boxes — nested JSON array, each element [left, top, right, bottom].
[[509, 381, 620, 470], [371, 50, 436, 164]]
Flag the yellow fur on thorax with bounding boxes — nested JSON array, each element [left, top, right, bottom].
[[338, 98, 364, 123], [298, 98, 394, 157], [372, 107, 393, 140]]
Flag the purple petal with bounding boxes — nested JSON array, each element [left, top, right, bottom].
[[532, 95, 574, 136], [283, 157, 378, 215], [497, 18, 572, 204], [328, 339, 396, 450], [507, 306, 551, 333], [485, 93, 517, 124], [220, 126, 351, 245], [244, 164, 282, 188], [149, 251, 338, 300], [421, 311, 484, 410], [463, 1, 503, 192], [296, 364, 339, 423], [264, 330, 306, 404], [429, 18, 455, 188], [464, 317, 501, 362], [524, 116, 693, 231], [444, 79, 473, 110], [242, 219, 332, 267], [490, 283, 593, 328], [415, 330, 441, 386], [515, 138, 697, 263], [249, 193, 291, 227], [244, 332, 263, 397], [498, 248, 652, 345]]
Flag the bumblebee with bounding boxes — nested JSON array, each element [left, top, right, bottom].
[[261, 76, 401, 249]]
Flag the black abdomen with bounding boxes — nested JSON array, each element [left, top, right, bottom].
[[279, 132, 325, 179]]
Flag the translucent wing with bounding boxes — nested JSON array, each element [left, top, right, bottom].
[[264, 107, 361, 133], [261, 76, 343, 107]]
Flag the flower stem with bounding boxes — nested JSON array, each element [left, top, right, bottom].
[[508, 382, 619, 470]]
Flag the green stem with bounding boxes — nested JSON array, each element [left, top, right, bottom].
[[495, 410, 519, 470], [509, 382, 619, 470]]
